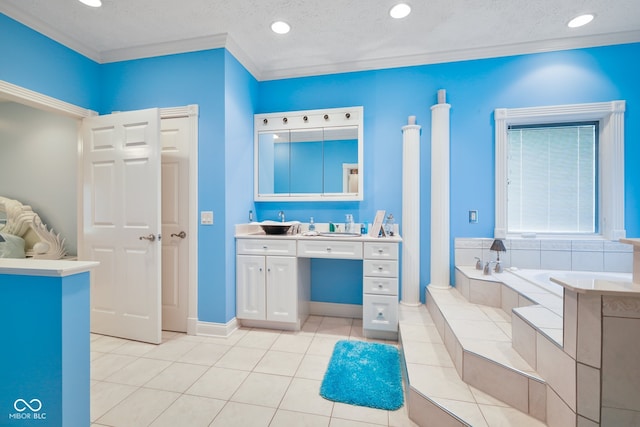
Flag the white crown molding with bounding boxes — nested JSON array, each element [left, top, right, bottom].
[[100, 33, 229, 63], [224, 34, 262, 82], [259, 30, 640, 81]]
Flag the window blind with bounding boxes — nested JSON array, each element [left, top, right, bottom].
[[507, 123, 597, 234]]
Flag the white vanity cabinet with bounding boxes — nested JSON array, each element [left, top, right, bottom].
[[235, 226, 400, 339], [362, 242, 399, 338], [236, 239, 309, 329]]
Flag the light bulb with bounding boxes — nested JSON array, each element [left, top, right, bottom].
[[271, 21, 291, 34], [390, 3, 411, 19], [78, 0, 102, 7], [568, 14, 594, 28]]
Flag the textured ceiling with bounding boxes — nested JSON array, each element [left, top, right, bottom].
[[1, 0, 639, 80]]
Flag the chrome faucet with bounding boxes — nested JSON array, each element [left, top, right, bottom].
[[278, 211, 285, 222], [475, 257, 482, 270], [483, 261, 495, 275]]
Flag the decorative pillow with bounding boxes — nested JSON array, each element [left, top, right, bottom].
[[0, 233, 26, 258]]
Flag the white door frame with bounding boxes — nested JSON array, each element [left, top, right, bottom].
[[0, 80, 199, 334]]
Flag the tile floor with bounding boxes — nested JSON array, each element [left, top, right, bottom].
[[90, 316, 418, 427]]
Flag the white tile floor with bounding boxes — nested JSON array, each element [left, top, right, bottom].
[[90, 316, 418, 427]]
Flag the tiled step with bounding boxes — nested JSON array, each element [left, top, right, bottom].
[[426, 287, 547, 422], [399, 304, 547, 427]]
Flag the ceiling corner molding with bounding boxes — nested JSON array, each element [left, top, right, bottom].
[[224, 35, 263, 81], [100, 33, 229, 63], [0, 5, 101, 62], [0, 80, 95, 118]]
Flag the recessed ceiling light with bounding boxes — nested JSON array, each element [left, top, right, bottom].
[[390, 3, 411, 19], [568, 14, 594, 28], [78, 0, 102, 7], [271, 21, 291, 35]]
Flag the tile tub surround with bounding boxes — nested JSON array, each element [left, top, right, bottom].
[[455, 238, 633, 274], [453, 265, 640, 426]]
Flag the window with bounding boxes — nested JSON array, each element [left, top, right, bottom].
[[507, 122, 597, 234], [494, 101, 625, 240]]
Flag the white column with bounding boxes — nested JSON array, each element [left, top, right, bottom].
[[430, 90, 451, 289], [401, 116, 422, 306]]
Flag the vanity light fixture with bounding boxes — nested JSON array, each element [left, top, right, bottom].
[[78, 0, 102, 7], [271, 21, 291, 34], [567, 14, 594, 28], [390, 3, 411, 19]]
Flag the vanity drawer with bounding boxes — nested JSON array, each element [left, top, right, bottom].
[[237, 239, 297, 256], [363, 294, 398, 332], [364, 242, 398, 260], [363, 277, 398, 296], [363, 259, 398, 278], [297, 240, 363, 259]]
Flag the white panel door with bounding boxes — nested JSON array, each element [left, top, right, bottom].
[[81, 108, 162, 344], [160, 117, 190, 332]]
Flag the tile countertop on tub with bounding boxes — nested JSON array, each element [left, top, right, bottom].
[[235, 223, 402, 243], [549, 272, 639, 296]]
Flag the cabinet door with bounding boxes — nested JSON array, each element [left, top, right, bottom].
[[265, 256, 297, 323], [236, 255, 266, 320]]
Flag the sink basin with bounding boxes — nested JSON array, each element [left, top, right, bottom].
[[318, 232, 361, 237], [259, 220, 300, 235]]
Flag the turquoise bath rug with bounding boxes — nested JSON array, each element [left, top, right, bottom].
[[320, 340, 404, 410]]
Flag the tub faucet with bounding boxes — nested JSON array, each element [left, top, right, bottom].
[[494, 261, 504, 274], [483, 261, 495, 275], [278, 211, 285, 222], [475, 257, 482, 270]]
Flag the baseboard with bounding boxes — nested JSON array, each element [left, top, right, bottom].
[[309, 301, 362, 319], [187, 317, 199, 336], [196, 318, 239, 337]]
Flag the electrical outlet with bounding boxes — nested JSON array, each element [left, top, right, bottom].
[[469, 210, 478, 224], [201, 211, 214, 225]]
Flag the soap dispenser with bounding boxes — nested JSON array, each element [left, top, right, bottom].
[[309, 217, 315, 232]]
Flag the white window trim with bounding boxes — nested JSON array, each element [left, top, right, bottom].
[[495, 101, 626, 240]]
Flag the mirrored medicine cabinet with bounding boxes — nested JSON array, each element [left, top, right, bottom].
[[254, 106, 364, 202]]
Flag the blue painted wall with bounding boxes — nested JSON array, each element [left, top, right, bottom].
[[223, 50, 259, 323], [1, 12, 639, 312], [0, 14, 100, 110], [100, 50, 234, 323], [257, 43, 640, 302]]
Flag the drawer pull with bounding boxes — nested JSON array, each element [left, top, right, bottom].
[[378, 248, 384, 253], [263, 245, 268, 250], [378, 266, 384, 271], [326, 247, 332, 252], [377, 311, 384, 319], [378, 284, 383, 288]]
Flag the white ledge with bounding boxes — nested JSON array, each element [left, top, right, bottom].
[[0, 259, 99, 277]]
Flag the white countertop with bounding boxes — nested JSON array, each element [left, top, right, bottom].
[[0, 258, 99, 277], [235, 223, 402, 243]]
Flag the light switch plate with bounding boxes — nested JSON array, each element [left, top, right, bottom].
[[469, 210, 478, 223], [201, 211, 214, 225]]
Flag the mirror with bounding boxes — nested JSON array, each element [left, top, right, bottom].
[[255, 107, 363, 201]]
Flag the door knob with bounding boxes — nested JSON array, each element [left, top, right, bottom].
[[171, 231, 187, 239], [139, 234, 156, 242]]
